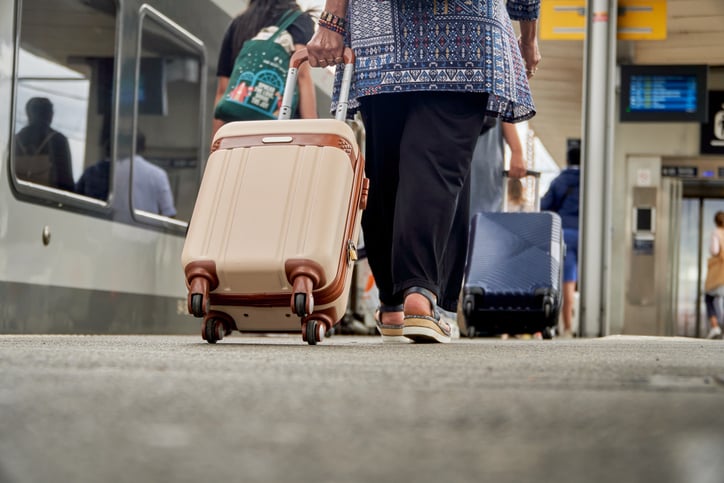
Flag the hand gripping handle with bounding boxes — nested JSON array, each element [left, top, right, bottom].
[[502, 169, 542, 212], [279, 47, 355, 122]]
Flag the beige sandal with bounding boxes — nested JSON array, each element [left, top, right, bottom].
[[402, 287, 452, 343], [375, 304, 407, 343]]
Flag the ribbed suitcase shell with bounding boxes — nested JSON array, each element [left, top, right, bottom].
[[181, 119, 366, 339], [462, 211, 564, 336]]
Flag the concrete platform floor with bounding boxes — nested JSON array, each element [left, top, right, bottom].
[[1, 334, 723, 483]]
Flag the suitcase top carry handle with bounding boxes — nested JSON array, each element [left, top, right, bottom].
[[502, 170, 542, 212], [280, 47, 356, 122]]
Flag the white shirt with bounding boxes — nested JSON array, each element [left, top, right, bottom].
[[113, 155, 176, 217]]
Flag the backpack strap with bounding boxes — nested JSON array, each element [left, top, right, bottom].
[[34, 132, 56, 155], [15, 137, 28, 155], [16, 131, 55, 156], [267, 10, 303, 43]]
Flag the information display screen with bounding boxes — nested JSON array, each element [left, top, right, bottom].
[[629, 75, 697, 113], [620, 65, 708, 122]]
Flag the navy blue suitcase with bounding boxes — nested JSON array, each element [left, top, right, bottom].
[[462, 209, 564, 339]]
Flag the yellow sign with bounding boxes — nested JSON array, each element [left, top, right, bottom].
[[539, 0, 667, 41], [540, 0, 586, 41], [618, 0, 667, 40]]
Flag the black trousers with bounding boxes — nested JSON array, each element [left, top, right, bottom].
[[359, 91, 488, 312]]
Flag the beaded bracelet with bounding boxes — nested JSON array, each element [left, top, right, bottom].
[[318, 17, 346, 35], [320, 10, 347, 30]]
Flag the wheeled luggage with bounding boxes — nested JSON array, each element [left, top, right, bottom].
[[181, 48, 368, 345], [462, 171, 564, 338]]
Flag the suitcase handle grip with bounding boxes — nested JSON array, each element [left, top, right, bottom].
[[280, 47, 356, 122], [502, 170, 542, 212]]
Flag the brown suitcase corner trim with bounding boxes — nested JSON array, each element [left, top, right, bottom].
[[285, 259, 327, 289], [184, 260, 220, 291]]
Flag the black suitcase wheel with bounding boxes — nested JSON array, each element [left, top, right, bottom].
[[190, 293, 204, 318], [203, 318, 224, 344], [294, 293, 314, 317], [293, 293, 306, 316], [305, 320, 325, 345]]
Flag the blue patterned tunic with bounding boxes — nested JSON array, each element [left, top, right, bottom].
[[333, 0, 540, 122]]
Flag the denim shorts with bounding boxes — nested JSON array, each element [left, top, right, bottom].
[[563, 228, 578, 283]]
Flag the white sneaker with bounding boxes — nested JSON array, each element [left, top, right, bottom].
[[707, 326, 722, 339], [438, 308, 460, 340]]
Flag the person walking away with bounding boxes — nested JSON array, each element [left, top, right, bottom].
[[704, 211, 724, 339], [541, 144, 580, 338], [307, 0, 541, 343], [212, 0, 317, 137]]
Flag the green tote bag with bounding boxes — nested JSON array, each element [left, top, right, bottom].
[[214, 10, 303, 122]]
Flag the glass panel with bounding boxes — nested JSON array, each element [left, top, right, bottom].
[[133, 13, 204, 221], [14, 0, 117, 198], [677, 199, 699, 336]]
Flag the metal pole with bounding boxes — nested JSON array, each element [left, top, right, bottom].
[[579, 0, 617, 337], [601, 0, 618, 337], [696, 198, 703, 338]]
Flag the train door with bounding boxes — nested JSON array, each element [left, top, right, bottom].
[[677, 181, 724, 337]]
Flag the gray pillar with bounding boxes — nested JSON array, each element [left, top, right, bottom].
[[579, 0, 617, 337]]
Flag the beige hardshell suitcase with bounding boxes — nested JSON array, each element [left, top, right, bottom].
[[182, 49, 368, 345]]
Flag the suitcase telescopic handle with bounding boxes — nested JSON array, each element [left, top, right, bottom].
[[280, 47, 355, 122], [502, 169, 542, 212]]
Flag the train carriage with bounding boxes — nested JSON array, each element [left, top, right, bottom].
[[0, 0, 233, 333]]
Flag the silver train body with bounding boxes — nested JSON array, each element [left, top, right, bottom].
[[0, 0, 234, 333]]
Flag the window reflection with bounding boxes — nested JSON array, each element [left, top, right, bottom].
[[14, 0, 117, 198], [14, 0, 203, 224], [133, 12, 204, 222]]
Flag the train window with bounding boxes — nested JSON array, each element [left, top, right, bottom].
[[133, 7, 206, 224], [13, 0, 118, 203]]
